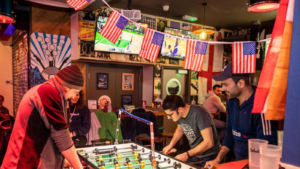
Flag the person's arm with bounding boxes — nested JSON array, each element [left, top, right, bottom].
[[62, 145, 83, 169], [212, 96, 226, 112], [253, 113, 278, 144], [205, 103, 234, 168], [74, 106, 91, 136], [162, 125, 184, 154], [204, 146, 230, 168], [169, 125, 184, 147], [188, 127, 214, 156], [175, 127, 215, 162]]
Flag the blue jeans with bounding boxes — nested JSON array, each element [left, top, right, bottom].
[[186, 154, 217, 167]]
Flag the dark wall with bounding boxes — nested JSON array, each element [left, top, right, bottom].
[[86, 63, 143, 109]]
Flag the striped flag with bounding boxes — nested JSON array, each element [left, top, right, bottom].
[[263, 0, 294, 120], [252, 0, 289, 114], [184, 40, 208, 71], [198, 44, 223, 104], [100, 11, 129, 44], [67, 0, 91, 11], [139, 29, 164, 62], [232, 42, 256, 73]]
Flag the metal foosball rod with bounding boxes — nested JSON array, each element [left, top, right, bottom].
[[96, 152, 141, 163], [93, 145, 138, 154], [157, 162, 182, 169], [96, 148, 145, 156], [81, 148, 146, 159], [92, 141, 112, 146], [97, 151, 153, 162]]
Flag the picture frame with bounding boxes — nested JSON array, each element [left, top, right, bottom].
[[122, 95, 133, 106], [122, 73, 134, 91], [97, 73, 108, 89]]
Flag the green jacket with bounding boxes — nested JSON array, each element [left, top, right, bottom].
[[95, 112, 123, 142]]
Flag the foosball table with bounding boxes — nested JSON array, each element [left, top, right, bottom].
[[76, 142, 198, 169]]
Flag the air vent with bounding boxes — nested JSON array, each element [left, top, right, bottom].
[[120, 9, 141, 22]]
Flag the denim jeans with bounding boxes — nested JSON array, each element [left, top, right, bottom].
[[186, 154, 217, 167]]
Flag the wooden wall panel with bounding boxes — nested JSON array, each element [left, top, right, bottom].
[[31, 6, 71, 37]]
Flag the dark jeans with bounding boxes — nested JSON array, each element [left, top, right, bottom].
[[72, 136, 87, 147], [186, 154, 217, 168]]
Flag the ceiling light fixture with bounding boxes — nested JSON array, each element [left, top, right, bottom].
[[193, 3, 214, 40], [0, 0, 15, 24], [247, 0, 280, 12]]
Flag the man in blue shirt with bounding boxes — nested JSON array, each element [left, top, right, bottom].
[[205, 63, 278, 168]]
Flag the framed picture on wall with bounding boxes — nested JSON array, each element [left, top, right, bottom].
[[122, 95, 133, 106], [122, 73, 134, 90], [97, 73, 108, 89]]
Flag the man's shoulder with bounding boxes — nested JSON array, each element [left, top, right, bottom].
[[189, 105, 209, 115], [37, 83, 60, 97]]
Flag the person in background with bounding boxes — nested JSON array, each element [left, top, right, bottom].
[[0, 95, 9, 116], [68, 91, 91, 147], [205, 63, 278, 168], [203, 84, 227, 140], [162, 95, 220, 167], [1, 65, 84, 169]]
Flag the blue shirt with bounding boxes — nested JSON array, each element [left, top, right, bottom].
[[222, 86, 278, 160]]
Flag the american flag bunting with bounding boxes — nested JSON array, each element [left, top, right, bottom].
[[184, 40, 208, 71], [67, 0, 91, 11], [232, 42, 256, 73], [100, 11, 129, 44], [139, 29, 164, 62]]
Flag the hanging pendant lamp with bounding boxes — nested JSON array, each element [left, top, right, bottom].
[[247, 0, 280, 12], [193, 3, 214, 40]]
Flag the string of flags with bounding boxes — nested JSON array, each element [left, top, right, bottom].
[[67, 0, 91, 11], [99, 0, 266, 74]]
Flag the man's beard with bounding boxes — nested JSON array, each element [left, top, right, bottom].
[[229, 87, 242, 98]]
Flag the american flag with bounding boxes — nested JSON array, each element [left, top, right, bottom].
[[67, 0, 91, 11], [232, 42, 256, 73], [184, 40, 208, 71], [139, 29, 164, 62], [100, 11, 129, 44]]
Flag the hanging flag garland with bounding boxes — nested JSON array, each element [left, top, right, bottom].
[[67, 0, 91, 11], [139, 29, 165, 62], [184, 40, 208, 72], [100, 11, 129, 44], [99, 0, 269, 72], [232, 42, 256, 74]]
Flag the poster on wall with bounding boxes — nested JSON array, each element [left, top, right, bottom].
[[181, 23, 191, 31], [79, 21, 96, 41], [170, 21, 180, 29], [142, 15, 156, 30], [30, 33, 73, 88]]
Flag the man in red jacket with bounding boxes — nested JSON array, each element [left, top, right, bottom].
[[1, 65, 84, 169]]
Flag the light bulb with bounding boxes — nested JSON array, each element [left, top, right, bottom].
[[200, 31, 207, 40]]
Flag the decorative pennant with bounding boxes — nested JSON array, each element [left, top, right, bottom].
[[100, 11, 129, 44], [184, 40, 208, 71], [232, 42, 256, 73], [139, 29, 164, 62], [67, 0, 91, 11]]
